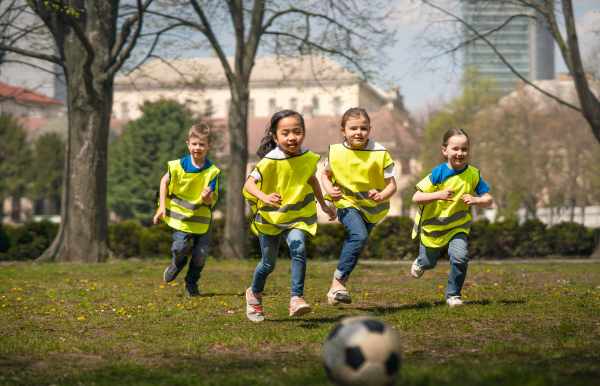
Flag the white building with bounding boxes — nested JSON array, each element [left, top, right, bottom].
[[113, 55, 405, 120]]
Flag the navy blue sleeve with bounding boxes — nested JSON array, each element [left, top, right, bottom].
[[208, 175, 218, 193], [475, 177, 490, 196]]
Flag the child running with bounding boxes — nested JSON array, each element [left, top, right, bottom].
[[411, 128, 493, 308], [154, 124, 220, 298], [321, 107, 397, 305], [243, 109, 336, 322]]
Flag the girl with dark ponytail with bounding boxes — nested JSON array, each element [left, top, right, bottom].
[[243, 109, 336, 322]]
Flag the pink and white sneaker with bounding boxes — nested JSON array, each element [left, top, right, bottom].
[[289, 297, 312, 317]]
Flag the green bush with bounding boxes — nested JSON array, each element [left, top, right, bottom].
[[306, 222, 346, 260], [1, 221, 58, 261], [108, 221, 143, 258], [364, 217, 418, 260], [140, 222, 174, 258], [547, 222, 595, 256], [0, 223, 10, 253], [514, 219, 552, 257], [468, 219, 519, 258]]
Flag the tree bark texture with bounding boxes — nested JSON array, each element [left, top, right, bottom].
[[33, 1, 118, 262]]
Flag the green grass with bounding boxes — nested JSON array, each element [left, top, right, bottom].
[[1, 258, 599, 385]]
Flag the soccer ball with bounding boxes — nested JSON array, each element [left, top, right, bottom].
[[322, 316, 402, 386]]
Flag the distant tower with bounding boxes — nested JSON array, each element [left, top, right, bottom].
[[462, 0, 554, 94]]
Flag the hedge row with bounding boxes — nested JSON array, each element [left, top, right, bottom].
[[0, 217, 596, 261]]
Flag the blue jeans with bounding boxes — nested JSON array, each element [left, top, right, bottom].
[[334, 207, 376, 281], [251, 228, 307, 296], [416, 233, 469, 298], [172, 230, 210, 284]]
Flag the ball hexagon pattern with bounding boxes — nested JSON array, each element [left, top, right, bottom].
[[322, 316, 402, 386]]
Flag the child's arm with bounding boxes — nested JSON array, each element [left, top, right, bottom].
[[308, 175, 337, 221], [368, 177, 397, 203], [321, 169, 342, 201], [461, 192, 493, 208], [153, 172, 170, 224], [201, 187, 214, 206], [412, 189, 455, 205], [243, 176, 282, 207]]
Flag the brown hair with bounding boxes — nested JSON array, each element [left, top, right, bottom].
[[341, 107, 371, 129], [442, 128, 469, 147], [188, 123, 211, 142]]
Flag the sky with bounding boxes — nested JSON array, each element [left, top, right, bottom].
[[1, 0, 599, 117]]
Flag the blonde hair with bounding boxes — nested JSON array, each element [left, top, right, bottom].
[[188, 123, 211, 142]]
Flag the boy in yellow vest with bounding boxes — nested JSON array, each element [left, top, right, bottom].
[[153, 124, 220, 297]]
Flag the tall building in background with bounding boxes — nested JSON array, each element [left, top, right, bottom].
[[462, 0, 554, 94]]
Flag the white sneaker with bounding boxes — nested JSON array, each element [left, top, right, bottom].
[[245, 287, 265, 322], [289, 297, 312, 317], [446, 296, 464, 308], [327, 286, 352, 305], [411, 258, 424, 279]]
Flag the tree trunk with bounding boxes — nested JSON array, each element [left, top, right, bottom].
[[222, 88, 249, 260], [35, 5, 115, 263]]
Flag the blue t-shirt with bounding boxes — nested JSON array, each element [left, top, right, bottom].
[[170, 155, 218, 192], [429, 163, 490, 196]]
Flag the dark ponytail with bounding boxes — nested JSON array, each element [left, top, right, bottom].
[[256, 109, 305, 158]]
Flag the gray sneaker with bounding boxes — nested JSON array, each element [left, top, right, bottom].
[[327, 286, 352, 305], [163, 261, 184, 282], [411, 258, 424, 279], [246, 287, 265, 322], [185, 283, 200, 297]]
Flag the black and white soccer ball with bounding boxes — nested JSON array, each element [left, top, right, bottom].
[[322, 316, 402, 386]]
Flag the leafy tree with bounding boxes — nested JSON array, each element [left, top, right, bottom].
[[146, 0, 397, 259], [28, 132, 65, 214], [0, 113, 30, 221], [0, 0, 152, 262], [107, 100, 192, 226]]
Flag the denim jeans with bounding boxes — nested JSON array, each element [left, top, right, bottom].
[[251, 228, 307, 296], [171, 229, 210, 284], [416, 232, 469, 298], [334, 207, 376, 282]]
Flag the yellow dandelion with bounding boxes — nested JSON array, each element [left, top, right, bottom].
[[77, 316, 85, 321]]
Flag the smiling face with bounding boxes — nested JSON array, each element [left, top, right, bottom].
[[272, 116, 305, 156], [442, 134, 469, 170], [187, 134, 211, 165], [341, 116, 370, 150]]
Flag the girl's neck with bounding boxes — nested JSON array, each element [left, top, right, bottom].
[[446, 161, 467, 171], [346, 138, 369, 150]]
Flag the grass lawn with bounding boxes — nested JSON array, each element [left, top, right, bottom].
[[1, 257, 599, 385]]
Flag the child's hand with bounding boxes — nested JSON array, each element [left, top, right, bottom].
[[321, 202, 337, 221], [262, 193, 282, 207], [201, 187, 213, 199], [153, 207, 166, 224], [329, 187, 342, 201], [437, 189, 455, 201], [460, 194, 479, 205], [368, 189, 382, 203]]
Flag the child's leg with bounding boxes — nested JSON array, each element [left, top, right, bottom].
[[417, 242, 441, 271], [284, 229, 307, 297], [163, 230, 190, 282], [251, 232, 282, 295], [333, 207, 375, 283], [446, 233, 469, 298], [185, 230, 210, 285]]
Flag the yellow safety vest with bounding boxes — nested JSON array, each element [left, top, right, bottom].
[[411, 165, 480, 248], [243, 151, 320, 236], [160, 159, 220, 234], [324, 143, 394, 224]]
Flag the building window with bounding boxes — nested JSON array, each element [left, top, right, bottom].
[[121, 102, 129, 119], [205, 99, 213, 117], [332, 97, 341, 115], [249, 99, 255, 117], [290, 98, 298, 111], [312, 97, 319, 116], [268, 98, 277, 115]]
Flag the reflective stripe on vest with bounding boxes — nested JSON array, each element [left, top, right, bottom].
[[325, 143, 393, 223], [243, 151, 320, 236], [160, 159, 220, 234], [412, 165, 479, 248]]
